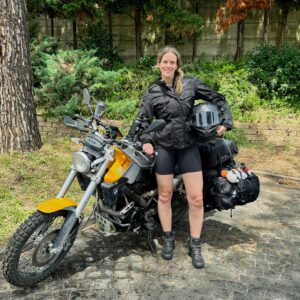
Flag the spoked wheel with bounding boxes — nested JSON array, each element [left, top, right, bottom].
[[2, 210, 79, 287]]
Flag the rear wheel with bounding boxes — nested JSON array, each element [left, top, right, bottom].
[[3, 210, 78, 287]]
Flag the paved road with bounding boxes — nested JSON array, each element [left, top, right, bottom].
[[0, 177, 299, 300]]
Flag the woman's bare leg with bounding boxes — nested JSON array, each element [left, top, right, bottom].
[[156, 174, 174, 232], [182, 171, 204, 238]]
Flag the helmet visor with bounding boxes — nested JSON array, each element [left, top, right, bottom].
[[192, 111, 220, 127]]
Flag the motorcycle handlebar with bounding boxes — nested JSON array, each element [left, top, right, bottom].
[[74, 114, 86, 121], [70, 114, 152, 163]]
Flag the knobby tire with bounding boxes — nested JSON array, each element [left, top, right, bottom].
[[2, 211, 78, 287]]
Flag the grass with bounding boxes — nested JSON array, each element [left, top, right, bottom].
[[0, 134, 83, 246]]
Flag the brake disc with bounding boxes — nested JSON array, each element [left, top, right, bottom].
[[32, 229, 60, 267]]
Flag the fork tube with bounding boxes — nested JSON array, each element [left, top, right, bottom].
[[75, 159, 110, 218], [56, 168, 77, 198]]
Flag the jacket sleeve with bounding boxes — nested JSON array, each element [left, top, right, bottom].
[[193, 78, 233, 129], [136, 91, 154, 144]]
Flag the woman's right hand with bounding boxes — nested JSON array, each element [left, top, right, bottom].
[[142, 143, 154, 155]]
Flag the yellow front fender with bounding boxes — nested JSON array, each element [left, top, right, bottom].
[[37, 198, 78, 213]]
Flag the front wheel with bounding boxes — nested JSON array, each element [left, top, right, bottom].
[[2, 210, 78, 287]]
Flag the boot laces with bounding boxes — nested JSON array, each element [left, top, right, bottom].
[[164, 237, 174, 248], [191, 243, 202, 255]]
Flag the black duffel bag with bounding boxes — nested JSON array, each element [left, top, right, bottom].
[[209, 169, 260, 211], [235, 172, 260, 205], [198, 138, 238, 170]]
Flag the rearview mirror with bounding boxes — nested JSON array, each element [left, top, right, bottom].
[[63, 116, 88, 132], [94, 101, 106, 118], [139, 119, 166, 135], [63, 116, 76, 127], [82, 88, 91, 104]]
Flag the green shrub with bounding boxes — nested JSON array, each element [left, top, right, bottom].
[[134, 55, 157, 70], [224, 128, 250, 147], [105, 98, 140, 120], [33, 48, 299, 123], [30, 36, 59, 86], [184, 56, 262, 122], [246, 44, 300, 110], [81, 21, 122, 66], [217, 69, 262, 122], [101, 61, 159, 120], [184, 55, 238, 90], [35, 50, 123, 117]]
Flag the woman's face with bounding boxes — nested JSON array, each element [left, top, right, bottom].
[[157, 52, 178, 82]]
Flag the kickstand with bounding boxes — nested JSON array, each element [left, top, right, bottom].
[[147, 229, 157, 257]]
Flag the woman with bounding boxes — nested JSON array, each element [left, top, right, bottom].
[[136, 46, 233, 268]]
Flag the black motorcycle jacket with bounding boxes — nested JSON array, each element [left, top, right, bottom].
[[137, 76, 233, 149]]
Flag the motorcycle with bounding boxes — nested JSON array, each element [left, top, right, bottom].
[[2, 89, 259, 287]]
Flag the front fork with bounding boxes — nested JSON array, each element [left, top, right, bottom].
[[53, 158, 111, 250], [56, 160, 110, 218], [56, 169, 78, 199]]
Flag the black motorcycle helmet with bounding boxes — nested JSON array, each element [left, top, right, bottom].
[[190, 102, 221, 138]]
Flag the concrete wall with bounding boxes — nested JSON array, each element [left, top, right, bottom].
[[37, 116, 300, 146], [35, 1, 300, 60], [235, 122, 300, 146]]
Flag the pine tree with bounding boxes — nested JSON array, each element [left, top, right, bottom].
[[0, 0, 42, 153]]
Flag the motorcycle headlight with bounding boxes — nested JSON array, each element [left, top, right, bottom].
[[72, 152, 91, 173]]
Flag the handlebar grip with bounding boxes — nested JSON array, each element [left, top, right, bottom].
[[145, 153, 155, 163], [134, 141, 142, 149], [74, 114, 85, 121]]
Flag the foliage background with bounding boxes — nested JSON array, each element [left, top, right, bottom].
[[31, 37, 300, 126]]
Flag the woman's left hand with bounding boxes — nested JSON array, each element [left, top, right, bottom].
[[216, 125, 227, 136]]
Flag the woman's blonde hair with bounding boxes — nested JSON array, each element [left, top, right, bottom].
[[157, 46, 184, 95]]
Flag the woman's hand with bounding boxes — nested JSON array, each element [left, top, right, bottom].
[[216, 125, 227, 136], [142, 143, 154, 155]]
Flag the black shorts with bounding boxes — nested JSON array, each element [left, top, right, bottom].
[[155, 145, 202, 175]]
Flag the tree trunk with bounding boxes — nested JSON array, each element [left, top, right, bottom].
[[135, 1, 143, 60], [50, 15, 55, 37], [0, 0, 42, 153], [108, 10, 113, 57], [277, 6, 289, 47], [263, 9, 269, 45], [50, 16, 54, 37], [192, 2, 199, 62], [234, 20, 245, 60], [72, 19, 77, 50], [165, 24, 172, 46]]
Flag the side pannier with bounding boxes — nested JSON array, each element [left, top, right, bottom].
[[198, 138, 238, 170], [208, 167, 260, 211]]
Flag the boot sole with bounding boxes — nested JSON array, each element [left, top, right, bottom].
[[161, 254, 173, 260], [161, 245, 175, 260]]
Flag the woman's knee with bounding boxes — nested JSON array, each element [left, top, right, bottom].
[[159, 190, 173, 204], [188, 193, 203, 209]]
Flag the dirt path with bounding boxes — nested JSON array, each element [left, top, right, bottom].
[[237, 145, 300, 187]]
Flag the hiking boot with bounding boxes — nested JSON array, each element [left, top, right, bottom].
[[161, 232, 175, 260], [188, 237, 205, 269]]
